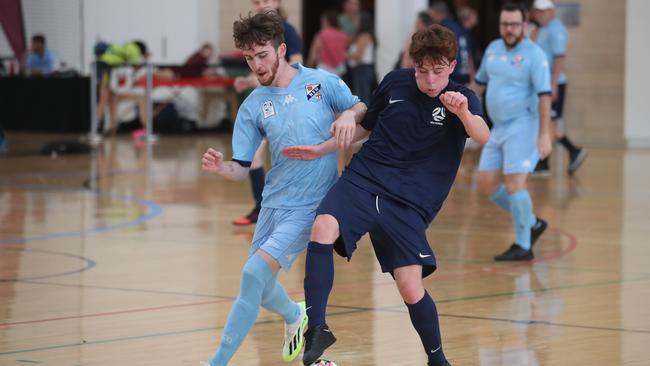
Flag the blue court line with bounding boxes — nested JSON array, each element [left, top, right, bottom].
[[18, 279, 231, 299], [0, 248, 96, 282], [0, 185, 162, 245], [0, 168, 140, 185]]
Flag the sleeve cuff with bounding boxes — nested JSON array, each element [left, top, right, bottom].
[[232, 159, 252, 167], [360, 119, 375, 130], [475, 79, 487, 86], [538, 91, 552, 97]]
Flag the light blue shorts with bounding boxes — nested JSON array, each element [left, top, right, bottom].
[[249, 207, 316, 271], [478, 117, 540, 175]]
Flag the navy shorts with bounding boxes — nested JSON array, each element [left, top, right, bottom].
[[551, 83, 566, 121], [316, 178, 438, 278]]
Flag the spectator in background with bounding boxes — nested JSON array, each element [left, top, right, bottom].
[[457, 6, 479, 76], [23, 34, 56, 76], [0, 126, 7, 155], [430, 1, 474, 85], [399, 11, 434, 69], [530, 0, 587, 176], [338, 0, 372, 41], [348, 15, 376, 105], [307, 10, 349, 76], [94, 40, 149, 136], [154, 43, 215, 79], [179, 43, 214, 78]]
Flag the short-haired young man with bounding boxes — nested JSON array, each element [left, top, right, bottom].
[[283, 24, 490, 366]]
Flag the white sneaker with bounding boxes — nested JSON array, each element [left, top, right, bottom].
[[282, 301, 308, 362]]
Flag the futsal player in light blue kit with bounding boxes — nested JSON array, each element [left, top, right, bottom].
[[531, 0, 587, 176], [200, 12, 366, 365], [471, 2, 551, 261]]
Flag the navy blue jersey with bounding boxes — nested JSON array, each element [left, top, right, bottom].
[[343, 68, 483, 222], [283, 20, 303, 61], [440, 18, 470, 79]]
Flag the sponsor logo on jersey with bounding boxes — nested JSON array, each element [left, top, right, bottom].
[[305, 83, 322, 102], [430, 107, 446, 125], [262, 100, 275, 118]]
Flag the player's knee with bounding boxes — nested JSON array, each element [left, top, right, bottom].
[[241, 256, 270, 289], [397, 281, 425, 304], [477, 175, 496, 196], [311, 214, 339, 243]]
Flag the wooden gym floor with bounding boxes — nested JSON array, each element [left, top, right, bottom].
[[1, 132, 649, 365]]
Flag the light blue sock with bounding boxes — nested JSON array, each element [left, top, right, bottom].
[[490, 184, 511, 213], [261, 276, 300, 324], [208, 255, 273, 366], [509, 190, 534, 250], [492, 184, 536, 226]]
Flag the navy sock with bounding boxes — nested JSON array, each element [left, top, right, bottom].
[[304, 241, 334, 327], [406, 291, 447, 366], [249, 167, 265, 209], [559, 136, 578, 154]]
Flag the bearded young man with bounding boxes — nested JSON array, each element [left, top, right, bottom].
[[200, 11, 366, 366], [471, 2, 552, 261]]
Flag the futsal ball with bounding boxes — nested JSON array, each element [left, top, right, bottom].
[[311, 360, 337, 366]]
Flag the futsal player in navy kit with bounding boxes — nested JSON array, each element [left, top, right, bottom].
[[283, 25, 490, 366]]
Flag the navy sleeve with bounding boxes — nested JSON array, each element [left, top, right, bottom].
[[451, 87, 483, 138], [360, 72, 391, 130], [465, 88, 483, 118], [283, 21, 303, 59]]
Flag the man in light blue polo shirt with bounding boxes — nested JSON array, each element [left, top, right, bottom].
[[24, 34, 56, 75], [200, 11, 366, 366], [532, 0, 587, 176], [471, 2, 551, 261]]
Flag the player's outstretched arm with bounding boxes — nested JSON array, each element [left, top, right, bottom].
[[282, 125, 371, 161], [330, 102, 367, 150], [201, 148, 250, 181], [440, 91, 490, 145]]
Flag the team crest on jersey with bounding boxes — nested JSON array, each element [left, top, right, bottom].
[[511, 55, 524, 66], [305, 83, 322, 102], [262, 100, 275, 118], [430, 107, 446, 125]]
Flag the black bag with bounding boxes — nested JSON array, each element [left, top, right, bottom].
[[40, 140, 91, 155], [153, 103, 197, 133]]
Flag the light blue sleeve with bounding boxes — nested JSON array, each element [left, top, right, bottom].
[[474, 43, 493, 85], [25, 54, 38, 69], [44, 49, 56, 72], [322, 72, 360, 113], [231, 102, 263, 164], [530, 48, 552, 95], [550, 24, 568, 57]]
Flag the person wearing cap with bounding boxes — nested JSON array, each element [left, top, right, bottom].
[[470, 2, 551, 261], [531, 0, 587, 176]]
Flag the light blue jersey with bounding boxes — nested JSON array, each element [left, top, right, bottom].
[[232, 64, 360, 211], [25, 48, 56, 74], [475, 38, 551, 124], [536, 18, 568, 84]]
